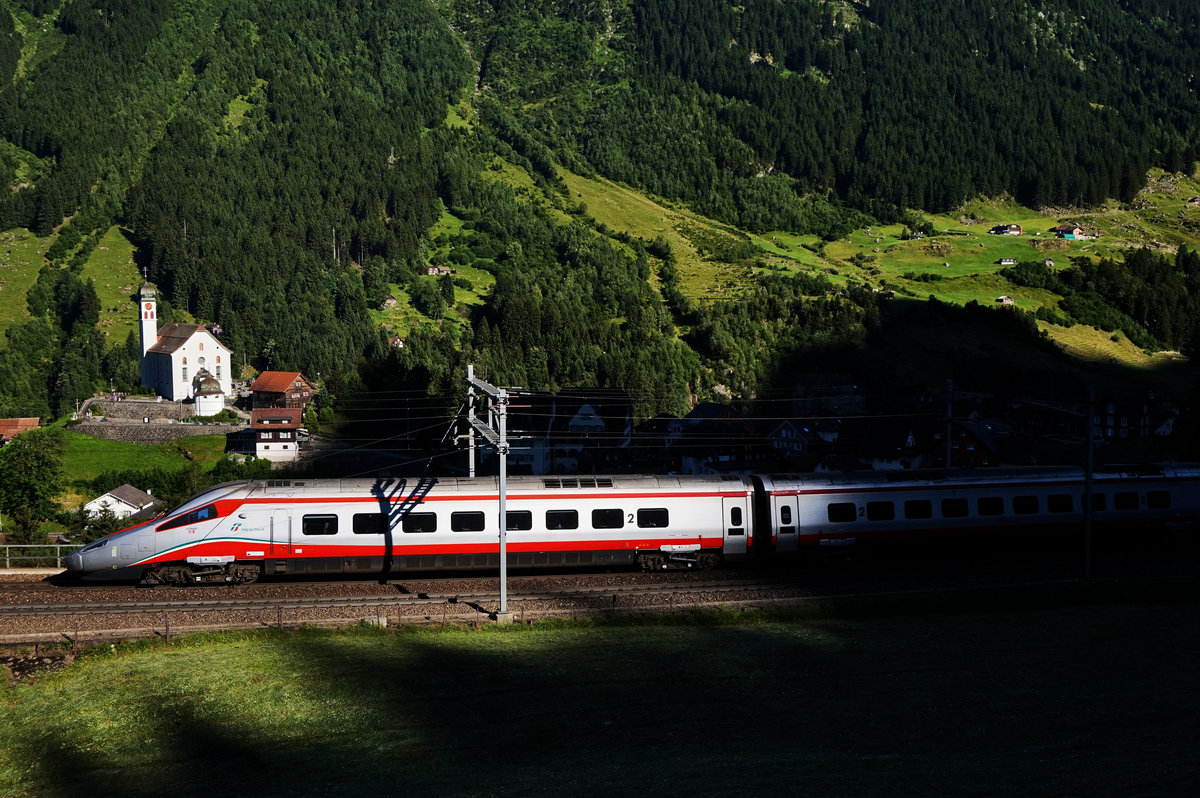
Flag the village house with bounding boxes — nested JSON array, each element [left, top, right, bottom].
[[989, 224, 1023, 236], [250, 371, 316, 411], [250, 407, 303, 463], [486, 388, 633, 475], [1050, 224, 1085, 239], [0, 417, 39, 445], [139, 283, 233, 404], [83, 484, 161, 521]]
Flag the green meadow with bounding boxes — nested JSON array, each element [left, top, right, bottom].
[[2, 601, 1197, 797]]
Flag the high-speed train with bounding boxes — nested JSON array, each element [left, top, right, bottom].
[[64, 465, 1200, 585]]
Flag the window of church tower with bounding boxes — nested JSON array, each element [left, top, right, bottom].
[[183, 367, 188, 381]]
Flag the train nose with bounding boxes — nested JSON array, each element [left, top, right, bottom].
[[64, 552, 84, 572]]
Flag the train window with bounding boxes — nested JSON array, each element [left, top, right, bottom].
[[157, 504, 217, 532], [730, 507, 743, 526], [506, 510, 533, 531], [637, 508, 669, 528], [904, 499, 932, 520], [451, 512, 486, 532], [1047, 494, 1073, 514], [941, 498, 969, 518], [1147, 490, 1171, 509], [866, 501, 895, 521], [779, 506, 792, 525], [828, 503, 856, 523], [546, 510, 578, 530], [592, 509, 624, 529], [1114, 491, 1138, 511], [302, 514, 338, 535], [401, 512, 437, 533], [1086, 493, 1107, 512], [977, 496, 1004, 516], [1012, 495, 1038, 515], [352, 513, 387, 535]]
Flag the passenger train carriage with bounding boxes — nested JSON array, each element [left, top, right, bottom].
[[64, 466, 1199, 584], [64, 475, 755, 585], [753, 464, 1200, 553]]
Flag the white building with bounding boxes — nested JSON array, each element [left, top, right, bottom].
[[139, 283, 233, 402], [83, 484, 160, 520], [251, 407, 302, 463]]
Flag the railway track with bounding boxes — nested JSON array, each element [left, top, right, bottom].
[[2, 544, 1196, 646], [0, 576, 786, 619]]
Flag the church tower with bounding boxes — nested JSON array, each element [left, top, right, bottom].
[[139, 283, 157, 356]]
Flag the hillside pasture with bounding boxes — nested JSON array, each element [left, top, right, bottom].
[[79, 227, 142, 351], [559, 168, 758, 304], [0, 229, 47, 339]]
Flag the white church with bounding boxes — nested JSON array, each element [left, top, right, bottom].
[[139, 283, 233, 415]]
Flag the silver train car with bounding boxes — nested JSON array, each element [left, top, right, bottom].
[[64, 474, 755, 585], [64, 466, 1199, 585], [752, 464, 1200, 552]]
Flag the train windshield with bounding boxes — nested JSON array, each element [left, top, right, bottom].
[[157, 504, 218, 532]]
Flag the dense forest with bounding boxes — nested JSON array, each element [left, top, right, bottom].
[[0, 0, 1198, 434]]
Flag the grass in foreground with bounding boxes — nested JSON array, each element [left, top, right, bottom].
[[2, 601, 1197, 797]]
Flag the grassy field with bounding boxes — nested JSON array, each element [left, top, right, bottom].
[[1, 600, 1197, 797], [0, 229, 49, 340], [59, 431, 230, 483], [559, 168, 758, 304], [78, 226, 142, 351]]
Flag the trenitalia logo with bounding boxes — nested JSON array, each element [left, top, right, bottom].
[[230, 523, 242, 533]]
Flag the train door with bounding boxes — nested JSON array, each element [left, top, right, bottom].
[[775, 495, 799, 553], [270, 509, 291, 558], [722, 496, 749, 556]]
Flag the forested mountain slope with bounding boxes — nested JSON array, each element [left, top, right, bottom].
[[456, 0, 1200, 230], [0, 0, 1197, 430]]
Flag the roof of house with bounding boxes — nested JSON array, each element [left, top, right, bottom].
[[103, 484, 158, 510], [146, 322, 225, 355], [251, 408, 303, 429], [0, 417, 40, 442], [250, 371, 306, 393]]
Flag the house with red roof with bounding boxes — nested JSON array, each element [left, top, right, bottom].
[[0, 417, 40, 445], [250, 371, 316, 410]]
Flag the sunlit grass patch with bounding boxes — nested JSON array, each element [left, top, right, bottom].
[[60, 431, 230, 483], [79, 226, 142, 350]]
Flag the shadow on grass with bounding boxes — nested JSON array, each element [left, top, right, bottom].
[[9, 597, 1200, 797]]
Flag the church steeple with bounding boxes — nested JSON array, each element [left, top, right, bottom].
[[139, 282, 157, 357]]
